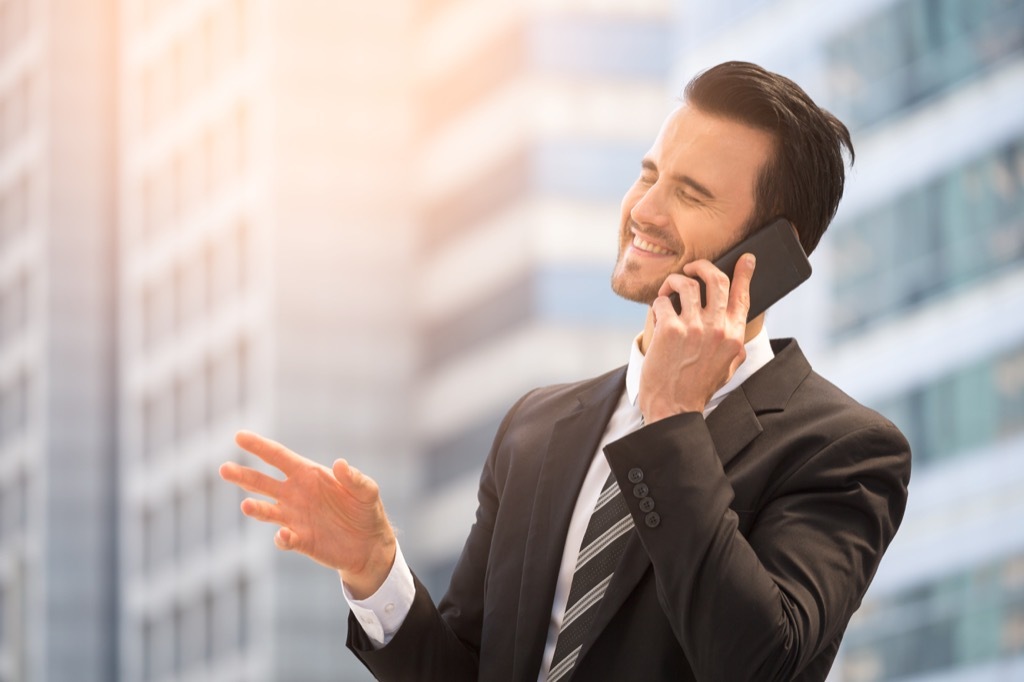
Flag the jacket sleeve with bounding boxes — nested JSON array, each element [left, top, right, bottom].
[[603, 411, 911, 681], [345, 390, 534, 680]]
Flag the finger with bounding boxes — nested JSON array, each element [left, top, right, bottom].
[[274, 527, 300, 551], [683, 259, 729, 314], [727, 253, 756, 322], [659, 276, 702, 318], [650, 295, 679, 325], [656, 273, 688, 298], [235, 430, 306, 476], [333, 459, 381, 505], [240, 497, 285, 524], [219, 462, 285, 500]]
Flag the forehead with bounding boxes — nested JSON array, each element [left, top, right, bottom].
[[647, 104, 774, 193]]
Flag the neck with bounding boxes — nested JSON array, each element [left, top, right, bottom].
[[639, 309, 765, 355]]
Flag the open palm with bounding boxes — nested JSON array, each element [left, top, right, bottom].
[[220, 431, 396, 596]]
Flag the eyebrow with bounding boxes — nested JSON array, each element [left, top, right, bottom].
[[642, 159, 716, 200]]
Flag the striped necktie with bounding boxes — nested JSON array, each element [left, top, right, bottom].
[[547, 471, 636, 681]]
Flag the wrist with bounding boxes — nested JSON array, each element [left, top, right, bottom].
[[642, 400, 705, 424], [342, 533, 397, 600]]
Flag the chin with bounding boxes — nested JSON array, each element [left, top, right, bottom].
[[610, 272, 660, 306], [610, 252, 672, 305]]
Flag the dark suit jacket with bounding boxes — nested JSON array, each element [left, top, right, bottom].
[[347, 339, 911, 681]]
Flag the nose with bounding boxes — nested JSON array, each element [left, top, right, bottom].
[[629, 182, 670, 229]]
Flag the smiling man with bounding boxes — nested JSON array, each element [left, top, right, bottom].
[[220, 62, 911, 681]]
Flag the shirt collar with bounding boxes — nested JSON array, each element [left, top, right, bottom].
[[625, 325, 775, 417]]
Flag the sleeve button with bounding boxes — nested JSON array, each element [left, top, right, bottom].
[[644, 512, 661, 528], [632, 483, 649, 499], [639, 496, 655, 513], [628, 468, 644, 484]]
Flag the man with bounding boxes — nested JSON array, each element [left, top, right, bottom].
[[220, 62, 911, 681]]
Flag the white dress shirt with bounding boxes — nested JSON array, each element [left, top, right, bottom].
[[345, 327, 776, 677]]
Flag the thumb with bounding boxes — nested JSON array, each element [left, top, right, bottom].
[[332, 458, 350, 482], [333, 458, 380, 504]]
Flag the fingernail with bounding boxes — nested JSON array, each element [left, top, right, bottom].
[[745, 254, 756, 268]]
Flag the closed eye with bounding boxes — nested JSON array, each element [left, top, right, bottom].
[[676, 189, 700, 204]]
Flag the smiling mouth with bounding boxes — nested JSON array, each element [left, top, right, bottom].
[[632, 234, 675, 256]]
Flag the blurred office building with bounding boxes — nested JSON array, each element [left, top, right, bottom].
[[0, 1, 117, 681], [674, 0, 1024, 680], [403, 0, 673, 594], [117, 1, 415, 680]]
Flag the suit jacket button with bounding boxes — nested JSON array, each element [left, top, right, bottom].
[[639, 496, 655, 513], [632, 483, 649, 499], [645, 512, 661, 528], [628, 468, 644, 484]]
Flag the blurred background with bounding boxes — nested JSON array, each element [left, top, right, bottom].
[[0, 0, 1022, 680]]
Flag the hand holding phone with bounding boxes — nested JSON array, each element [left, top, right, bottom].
[[669, 217, 811, 321]]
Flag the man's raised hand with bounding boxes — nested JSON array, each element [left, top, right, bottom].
[[220, 431, 396, 598], [639, 254, 755, 422]]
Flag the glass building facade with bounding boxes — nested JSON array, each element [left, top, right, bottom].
[[826, 0, 1023, 131], [832, 135, 1024, 338], [3, 0, 1022, 680]]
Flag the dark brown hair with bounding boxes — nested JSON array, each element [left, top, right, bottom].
[[684, 61, 854, 254]]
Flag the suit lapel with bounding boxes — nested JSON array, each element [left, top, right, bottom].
[[512, 367, 626, 682], [574, 379, 765, 666], [573, 339, 811, 668]]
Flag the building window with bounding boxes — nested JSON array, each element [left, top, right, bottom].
[[872, 340, 1024, 469], [171, 490, 184, 563], [0, 480, 6, 545], [11, 468, 28, 537], [0, 173, 30, 247], [171, 153, 184, 227], [142, 273, 173, 351], [236, 337, 249, 410], [210, 452, 244, 541], [0, 269, 32, 344], [826, 0, 1024, 129], [200, 129, 214, 201], [237, 573, 249, 652], [234, 103, 248, 179], [206, 233, 238, 313], [236, 220, 250, 296], [843, 551, 1024, 680], [174, 256, 205, 337], [0, 368, 31, 447], [141, 506, 154, 576], [142, 385, 174, 459], [832, 136, 1024, 337], [178, 597, 206, 674], [172, 605, 184, 676], [141, 617, 153, 681], [0, 579, 6, 647], [212, 578, 240, 660]]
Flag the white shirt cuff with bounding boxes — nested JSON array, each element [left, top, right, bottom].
[[342, 541, 415, 648]]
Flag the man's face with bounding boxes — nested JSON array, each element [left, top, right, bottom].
[[611, 104, 775, 304]]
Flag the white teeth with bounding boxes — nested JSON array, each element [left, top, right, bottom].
[[633, 235, 673, 256]]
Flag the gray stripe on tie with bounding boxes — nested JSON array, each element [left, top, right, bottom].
[[592, 480, 619, 514], [575, 515, 634, 571], [547, 645, 582, 682], [559, 573, 613, 631]]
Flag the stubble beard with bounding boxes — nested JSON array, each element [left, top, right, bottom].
[[610, 254, 663, 306]]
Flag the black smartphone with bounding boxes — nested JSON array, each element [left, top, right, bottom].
[[669, 217, 811, 321]]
